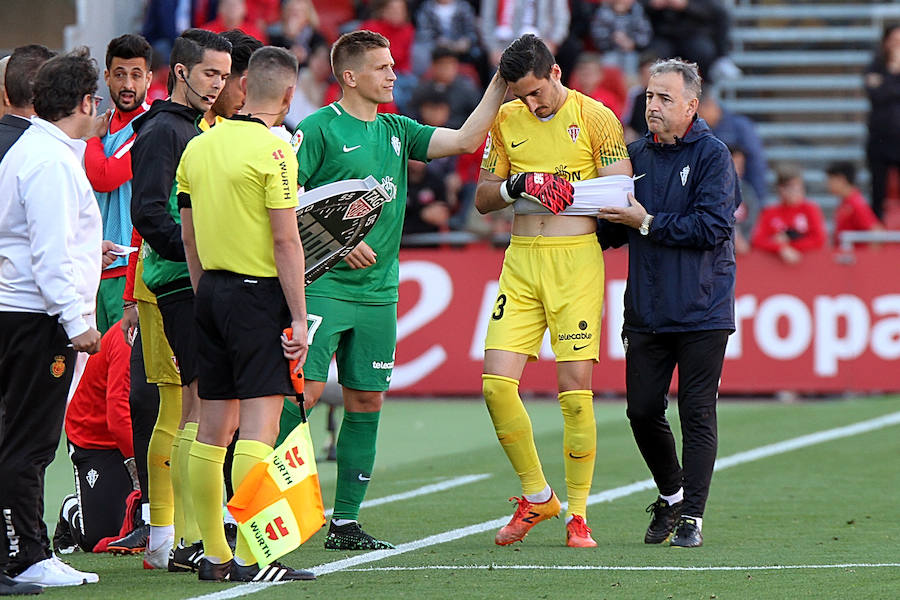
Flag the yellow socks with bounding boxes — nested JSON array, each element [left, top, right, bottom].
[[232, 440, 272, 566], [559, 390, 596, 520], [174, 422, 201, 545], [147, 383, 181, 527], [482, 374, 547, 495], [188, 441, 230, 563]]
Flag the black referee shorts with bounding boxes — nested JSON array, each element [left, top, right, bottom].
[[194, 270, 294, 400], [156, 290, 199, 386]]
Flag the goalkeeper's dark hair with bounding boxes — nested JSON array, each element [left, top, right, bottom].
[[221, 29, 263, 75], [105, 34, 153, 70], [499, 34, 555, 83], [331, 30, 389, 82], [170, 28, 232, 74]]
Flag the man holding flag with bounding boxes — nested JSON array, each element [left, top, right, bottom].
[[178, 45, 314, 582]]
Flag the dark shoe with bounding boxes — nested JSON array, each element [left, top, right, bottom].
[[52, 495, 79, 555], [324, 444, 337, 462], [670, 516, 703, 547], [197, 558, 232, 582], [107, 524, 149, 555], [168, 541, 204, 572], [224, 523, 238, 552], [323, 521, 395, 551], [644, 497, 682, 544], [0, 574, 42, 596], [230, 560, 316, 582]]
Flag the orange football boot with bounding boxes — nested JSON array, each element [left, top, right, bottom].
[[494, 491, 561, 545], [565, 515, 597, 548]]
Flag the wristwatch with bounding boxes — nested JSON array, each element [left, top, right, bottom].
[[639, 214, 654, 236]]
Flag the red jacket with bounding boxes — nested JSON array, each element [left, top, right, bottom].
[[833, 188, 880, 246], [751, 201, 827, 253], [65, 322, 133, 456]]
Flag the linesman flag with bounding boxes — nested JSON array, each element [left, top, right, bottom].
[[227, 422, 324, 566]]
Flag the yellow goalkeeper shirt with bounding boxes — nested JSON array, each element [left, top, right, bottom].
[[481, 88, 628, 181]]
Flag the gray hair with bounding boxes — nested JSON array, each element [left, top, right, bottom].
[[649, 58, 702, 100]]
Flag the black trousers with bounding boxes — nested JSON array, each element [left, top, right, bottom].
[[129, 328, 159, 507], [66, 442, 132, 551], [866, 146, 900, 221], [0, 312, 76, 575], [623, 329, 730, 518]]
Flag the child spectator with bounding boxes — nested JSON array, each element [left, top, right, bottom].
[[404, 159, 451, 235], [752, 166, 827, 264], [826, 161, 883, 248], [412, 0, 482, 76], [267, 0, 326, 67], [569, 53, 627, 118], [360, 0, 417, 111], [589, 0, 653, 77], [412, 46, 480, 129]]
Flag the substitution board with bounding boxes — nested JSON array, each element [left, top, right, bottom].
[[296, 176, 390, 285]]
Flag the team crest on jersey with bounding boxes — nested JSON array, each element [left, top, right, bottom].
[[381, 176, 397, 201], [391, 135, 401, 156], [86, 468, 99, 489], [290, 129, 303, 153], [50, 355, 66, 378], [680, 165, 690, 186], [567, 124, 580, 143]]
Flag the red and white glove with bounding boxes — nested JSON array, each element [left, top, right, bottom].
[[500, 172, 574, 215]]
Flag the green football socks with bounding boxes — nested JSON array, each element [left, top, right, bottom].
[[333, 411, 380, 521]]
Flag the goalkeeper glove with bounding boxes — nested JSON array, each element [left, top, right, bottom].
[[499, 172, 574, 214]]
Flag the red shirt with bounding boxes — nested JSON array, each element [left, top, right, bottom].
[[84, 104, 146, 194], [833, 188, 881, 246], [201, 17, 266, 43], [358, 19, 415, 73], [65, 323, 133, 456], [751, 200, 827, 253]]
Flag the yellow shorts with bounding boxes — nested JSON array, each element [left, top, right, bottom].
[[485, 233, 604, 362], [137, 300, 181, 385]]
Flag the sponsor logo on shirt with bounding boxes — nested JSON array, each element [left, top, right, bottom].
[[554, 165, 581, 181]]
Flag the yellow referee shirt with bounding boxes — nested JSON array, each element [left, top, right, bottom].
[[481, 89, 628, 181], [176, 115, 299, 277]]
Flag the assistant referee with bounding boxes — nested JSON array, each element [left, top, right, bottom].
[[176, 46, 313, 583]]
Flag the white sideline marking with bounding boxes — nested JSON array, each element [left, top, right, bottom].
[[345, 563, 900, 572], [324, 474, 491, 517], [187, 411, 900, 600]]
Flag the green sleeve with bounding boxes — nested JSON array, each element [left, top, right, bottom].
[[400, 115, 436, 163], [293, 118, 325, 188]]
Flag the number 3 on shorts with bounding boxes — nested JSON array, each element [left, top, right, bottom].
[[306, 314, 323, 345]]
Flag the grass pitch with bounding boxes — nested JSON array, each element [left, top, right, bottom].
[[40, 396, 900, 599]]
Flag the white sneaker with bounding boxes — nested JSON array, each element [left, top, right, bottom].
[[12, 556, 94, 587], [51, 555, 98, 584], [143, 535, 173, 570]]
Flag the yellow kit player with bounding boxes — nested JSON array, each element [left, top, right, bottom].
[[476, 34, 632, 548]]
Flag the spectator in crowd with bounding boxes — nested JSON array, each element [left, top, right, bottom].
[[0, 46, 103, 589], [699, 90, 767, 205], [267, 0, 326, 68], [146, 49, 171, 104], [589, 0, 653, 77], [729, 144, 757, 255], [360, 0, 417, 112], [826, 161, 883, 248], [479, 0, 570, 67], [53, 320, 140, 555], [569, 53, 627, 118], [414, 90, 462, 217], [642, 0, 733, 83], [411, 46, 480, 129], [864, 23, 900, 221], [404, 159, 452, 235], [751, 166, 827, 264], [412, 0, 482, 76], [202, 0, 266, 43], [142, 0, 217, 59], [244, 0, 283, 30], [623, 50, 656, 142], [284, 39, 333, 129]]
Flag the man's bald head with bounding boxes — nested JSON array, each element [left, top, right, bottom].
[[245, 46, 298, 104]]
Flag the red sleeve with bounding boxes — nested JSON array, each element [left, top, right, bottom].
[[104, 326, 134, 458], [84, 135, 135, 193], [792, 203, 827, 250], [123, 228, 142, 303], [750, 208, 783, 252], [851, 194, 881, 230]]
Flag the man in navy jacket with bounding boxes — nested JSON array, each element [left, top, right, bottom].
[[597, 58, 739, 548]]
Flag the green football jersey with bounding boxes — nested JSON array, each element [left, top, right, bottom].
[[292, 102, 435, 303]]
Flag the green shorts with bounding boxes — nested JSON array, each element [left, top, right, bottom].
[[304, 296, 397, 392], [96, 276, 126, 334]]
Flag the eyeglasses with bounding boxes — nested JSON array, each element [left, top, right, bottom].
[[91, 94, 103, 109]]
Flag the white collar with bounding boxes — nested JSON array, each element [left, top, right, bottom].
[[29, 116, 87, 159]]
